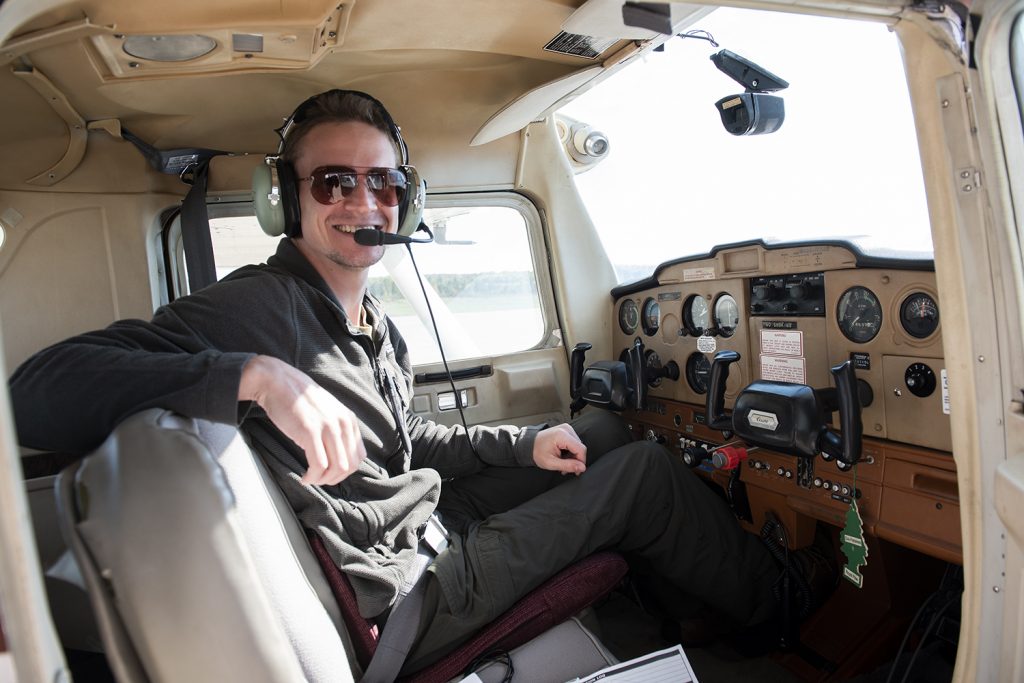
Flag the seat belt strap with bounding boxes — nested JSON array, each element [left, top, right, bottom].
[[359, 553, 431, 683], [180, 160, 218, 292], [359, 514, 449, 683]]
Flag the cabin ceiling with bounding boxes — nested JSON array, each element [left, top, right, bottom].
[[0, 0, 909, 190]]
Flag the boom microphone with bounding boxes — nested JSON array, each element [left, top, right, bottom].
[[354, 227, 433, 246]]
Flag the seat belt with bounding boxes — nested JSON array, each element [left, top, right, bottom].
[[359, 515, 450, 683], [180, 160, 218, 292]]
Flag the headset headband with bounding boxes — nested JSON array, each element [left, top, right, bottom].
[[274, 89, 409, 165]]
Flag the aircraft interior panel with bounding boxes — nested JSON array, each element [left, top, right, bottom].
[[610, 242, 958, 564]]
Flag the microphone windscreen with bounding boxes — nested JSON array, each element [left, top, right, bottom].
[[353, 229, 385, 246]]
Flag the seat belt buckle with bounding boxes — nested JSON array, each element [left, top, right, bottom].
[[421, 514, 449, 555]]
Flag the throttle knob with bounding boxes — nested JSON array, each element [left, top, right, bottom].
[[682, 446, 709, 468]]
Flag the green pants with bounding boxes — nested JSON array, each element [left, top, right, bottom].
[[403, 411, 778, 672]]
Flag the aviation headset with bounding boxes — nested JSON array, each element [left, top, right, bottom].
[[252, 89, 426, 238]]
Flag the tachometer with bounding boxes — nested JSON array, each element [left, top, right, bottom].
[[684, 294, 710, 336], [641, 298, 660, 335], [899, 292, 939, 339], [619, 299, 639, 335], [685, 352, 711, 394], [713, 294, 739, 338], [837, 286, 882, 343]]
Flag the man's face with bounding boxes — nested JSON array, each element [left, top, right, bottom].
[[292, 120, 400, 273]]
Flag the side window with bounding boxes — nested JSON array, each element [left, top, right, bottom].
[[205, 197, 550, 365]]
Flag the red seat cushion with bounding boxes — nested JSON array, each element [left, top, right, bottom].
[[308, 532, 627, 683]]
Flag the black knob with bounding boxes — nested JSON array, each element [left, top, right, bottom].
[[783, 302, 798, 312], [789, 281, 811, 300], [754, 284, 776, 301], [905, 363, 936, 398], [682, 446, 709, 468]]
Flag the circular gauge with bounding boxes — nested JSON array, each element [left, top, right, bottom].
[[645, 349, 663, 387], [837, 286, 882, 343], [684, 294, 710, 336], [713, 294, 740, 338], [900, 292, 940, 339], [641, 298, 660, 336], [619, 299, 639, 335], [685, 352, 711, 394]]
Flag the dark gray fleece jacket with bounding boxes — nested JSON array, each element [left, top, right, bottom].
[[10, 238, 539, 618]]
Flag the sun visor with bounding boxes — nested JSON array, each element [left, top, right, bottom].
[[563, 0, 708, 39], [471, 66, 603, 147]]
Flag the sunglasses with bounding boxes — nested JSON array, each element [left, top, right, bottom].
[[299, 165, 408, 207]]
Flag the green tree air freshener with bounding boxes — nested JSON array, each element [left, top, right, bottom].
[[840, 497, 868, 587]]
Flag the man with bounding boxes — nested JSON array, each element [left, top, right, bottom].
[[9, 90, 780, 673]]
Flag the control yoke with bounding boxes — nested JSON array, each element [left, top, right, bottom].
[[705, 351, 863, 470], [569, 338, 666, 412]]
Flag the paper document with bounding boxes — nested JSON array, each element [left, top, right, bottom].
[[567, 645, 699, 683]]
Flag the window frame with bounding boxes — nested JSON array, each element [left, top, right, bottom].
[[164, 191, 562, 363]]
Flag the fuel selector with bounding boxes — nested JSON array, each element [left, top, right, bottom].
[[904, 362, 936, 398]]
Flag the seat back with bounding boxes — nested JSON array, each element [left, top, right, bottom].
[[57, 409, 623, 683], [57, 409, 357, 682]]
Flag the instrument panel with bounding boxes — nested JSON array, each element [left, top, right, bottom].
[[610, 241, 957, 562]]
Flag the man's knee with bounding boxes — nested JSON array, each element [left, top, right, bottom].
[[571, 410, 634, 463]]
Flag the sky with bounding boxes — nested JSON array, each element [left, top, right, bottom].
[[559, 7, 933, 278]]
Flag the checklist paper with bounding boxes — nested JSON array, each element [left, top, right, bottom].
[[567, 645, 698, 683]]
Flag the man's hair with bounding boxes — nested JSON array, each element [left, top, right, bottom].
[[279, 90, 404, 166]]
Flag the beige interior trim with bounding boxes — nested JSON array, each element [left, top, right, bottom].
[[12, 67, 87, 186], [471, 66, 603, 147], [0, 337, 68, 682]]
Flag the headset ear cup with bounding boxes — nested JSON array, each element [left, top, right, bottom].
[[397, 165, 426, 237], [252, 162, 286, 237], [277, 162, 302, 237]]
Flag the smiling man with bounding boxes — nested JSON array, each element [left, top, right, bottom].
[[9, 90, 788, 675]]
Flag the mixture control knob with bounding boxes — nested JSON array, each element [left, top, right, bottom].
[[711, 445, 748, 471]]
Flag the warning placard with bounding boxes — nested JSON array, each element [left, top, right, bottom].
[[761, 355, 807, 384], [760, 329, 804, 357]]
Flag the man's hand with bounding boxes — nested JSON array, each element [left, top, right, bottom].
[[239, 355, 367, 486], [532, 423, 586, 475]]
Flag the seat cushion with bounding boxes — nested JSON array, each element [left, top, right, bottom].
[[309, 532, 627, 682]]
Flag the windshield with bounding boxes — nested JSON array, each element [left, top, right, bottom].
[[560, 8, 931, 284]]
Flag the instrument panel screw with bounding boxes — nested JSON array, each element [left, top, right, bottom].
[[942, 99, 950, 108], [963, 184, 973, 192], [994, 586, 1001, 593], [960, 170, 971, 178], [893, 388, 902, 397], [128, 61, 140, 68], [329, 31, 338, 38], [978, 355, 985, 362]]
